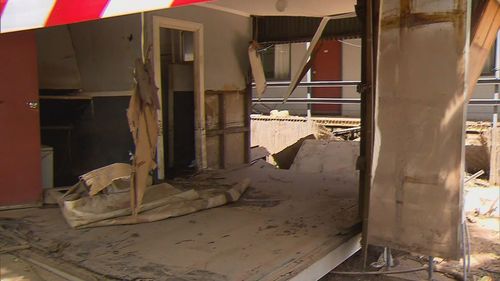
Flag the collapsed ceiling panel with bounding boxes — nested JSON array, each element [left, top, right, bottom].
[[367, 0, 468, 258]]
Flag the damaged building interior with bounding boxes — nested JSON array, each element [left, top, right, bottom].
[[0, 0, 499, 281]]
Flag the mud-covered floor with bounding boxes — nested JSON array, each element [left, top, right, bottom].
[[1, 164, 497, 281], [321, 219, 499, 281], [0, 162, 360, 281]]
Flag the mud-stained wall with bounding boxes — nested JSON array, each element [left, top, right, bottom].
[[368, 0, 466, 258]]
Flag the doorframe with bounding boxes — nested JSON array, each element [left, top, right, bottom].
[[152, 16, 206, 180]]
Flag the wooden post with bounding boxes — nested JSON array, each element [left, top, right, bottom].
[[218, 93, 226, 168], [357, 0, 378, 267]]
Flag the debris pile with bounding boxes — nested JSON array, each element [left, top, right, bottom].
[[55, 163, 250, 228]]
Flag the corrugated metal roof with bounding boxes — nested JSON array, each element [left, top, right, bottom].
[[253, 16, 361, 44]]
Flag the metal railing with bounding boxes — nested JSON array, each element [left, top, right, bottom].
[[251, 78, 500, 106], [253, 78, 500, 87], [253, 97, 500, 106]]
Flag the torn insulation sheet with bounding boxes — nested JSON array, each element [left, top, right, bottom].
[[128, 58, 160, 215], [58, 170, 250, 228]]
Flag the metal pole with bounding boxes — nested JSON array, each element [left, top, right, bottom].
[[492, 92, 498, 184], [428, 256, 434, 280], [251, 97, 500, 105], [253, 80, 360, 88], [490, 30, 500, 185], [306, 93, 312, 118], [306, 42, 312, 119], [383, 247, 388, 269], [478, 77, 500, 84], [252, 77, 500, 88], [384, 247, 393, 270], [358, 0, 376, 269]]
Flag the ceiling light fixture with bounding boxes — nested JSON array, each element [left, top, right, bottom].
[[275, 0, 288, 12]]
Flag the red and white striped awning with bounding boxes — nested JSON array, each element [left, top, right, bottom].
[[0, 0, 210, 33]]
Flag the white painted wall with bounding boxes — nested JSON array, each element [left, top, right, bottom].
[[341, 39, 361, 117], [36, 25, 82, 89], [36, 14, 142, 92], [35, 5, 251, 93], [147, 5, 251, 91], [69, 15, 142, 92]]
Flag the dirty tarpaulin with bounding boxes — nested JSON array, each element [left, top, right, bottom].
[[58, 164, 251, 228], [128, 58, 161, 215]]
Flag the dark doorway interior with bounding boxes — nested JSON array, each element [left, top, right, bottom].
[[40, 96, 133, 186], [160, 28, 196, 178]]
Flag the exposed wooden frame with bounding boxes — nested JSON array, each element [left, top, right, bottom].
[[152, 16, 206, 179], [245, 84, 252, 163], [218, 93, 226, 167], [205, 89, 250, 168]]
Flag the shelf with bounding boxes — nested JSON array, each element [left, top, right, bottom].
[[40, 95, 92, 101]]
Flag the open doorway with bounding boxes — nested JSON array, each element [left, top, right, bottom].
[[152, 17, 206, 180], [160, 28, 196, 178]]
